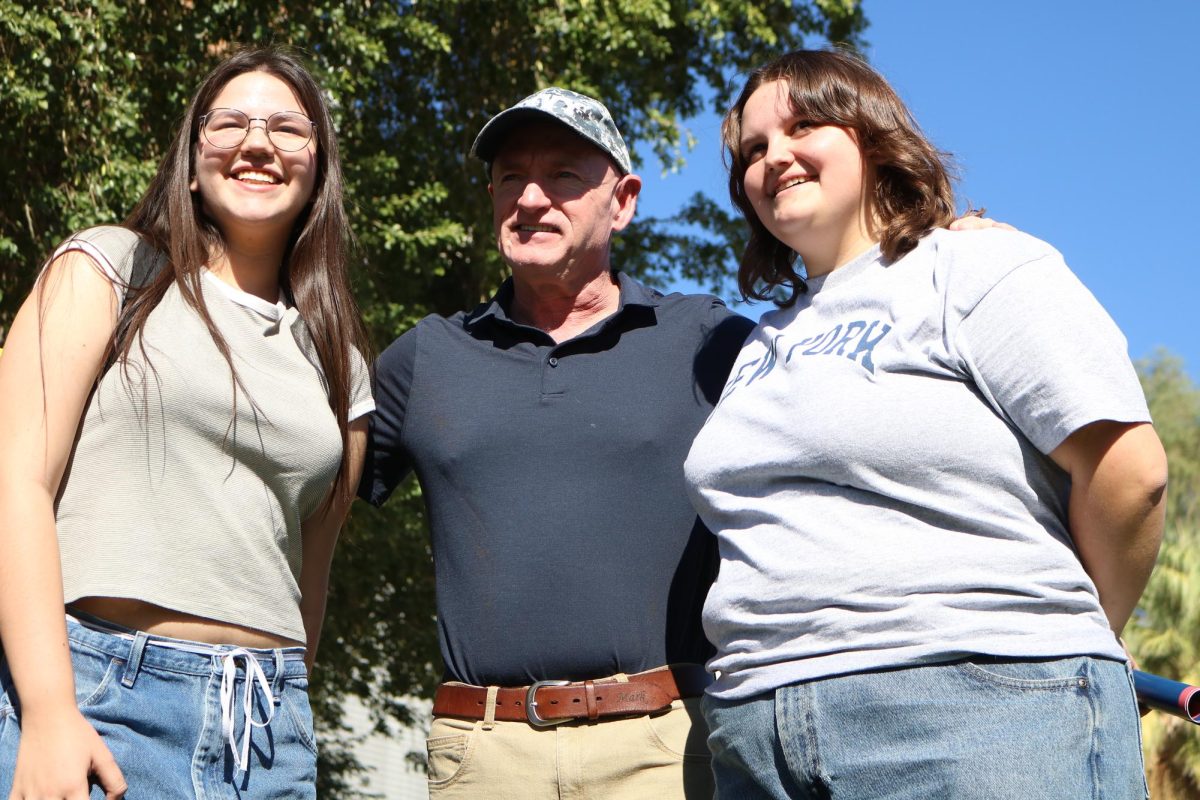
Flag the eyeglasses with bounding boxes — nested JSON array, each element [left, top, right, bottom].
[[198, 108, 316, 152]]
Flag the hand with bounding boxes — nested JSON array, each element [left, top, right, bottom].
[[1120, 638, 1152, 718], [948, 208, 1017, 232], [9, 706, 126, 799]]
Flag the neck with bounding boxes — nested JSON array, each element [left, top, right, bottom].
[[509, 267, 621, 343], [206, 231, 287, 303], [796, 211, 882, 280]]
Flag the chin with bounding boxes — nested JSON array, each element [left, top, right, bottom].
[[505, 248, 563, 269]]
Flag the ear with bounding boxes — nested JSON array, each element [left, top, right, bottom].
[[487, 183, 494, 199], [190, 175, 199, 193], [610, 173, 641, 233]]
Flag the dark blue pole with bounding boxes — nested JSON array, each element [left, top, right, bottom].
[[1133, 670, 1200, 724]]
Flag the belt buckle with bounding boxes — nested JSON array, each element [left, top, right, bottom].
[[525, 679, 571, 727]]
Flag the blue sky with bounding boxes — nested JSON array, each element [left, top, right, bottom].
[[638, 0, 1200, 382]]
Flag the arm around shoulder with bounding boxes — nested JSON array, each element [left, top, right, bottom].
[[692, 300, 756, 402], [358, 326, 420, 506]]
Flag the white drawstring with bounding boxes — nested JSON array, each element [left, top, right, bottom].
[[220, 648, 277, 773]]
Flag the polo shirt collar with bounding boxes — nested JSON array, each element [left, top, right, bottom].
[[465, 270, 660, 331]]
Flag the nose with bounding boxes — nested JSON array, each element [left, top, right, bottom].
[[241, 118, 275, 153], [763, 134, 792, 171], [516, 180, 552, 212]]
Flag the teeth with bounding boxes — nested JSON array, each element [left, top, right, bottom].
[[517, 224, 556, 232], [234, 170, 279, 185], [775, 177, 811, 196]]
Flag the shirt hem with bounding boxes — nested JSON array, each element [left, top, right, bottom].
[[349, 399, 376, 421], [707, 636, 1127, 700]]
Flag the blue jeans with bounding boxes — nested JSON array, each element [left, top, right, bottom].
[[703, 656, 1148, 799], [0, 616, 317, 799]]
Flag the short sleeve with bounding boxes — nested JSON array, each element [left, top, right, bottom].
[[347, 347, 375, 422], [694, 301, 756, 405], [954, 254, 1150, 454], [357, 326, 418, 505], [47, 226, 164, 308]]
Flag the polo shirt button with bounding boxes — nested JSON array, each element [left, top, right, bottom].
[[548, 357, 559, 367]]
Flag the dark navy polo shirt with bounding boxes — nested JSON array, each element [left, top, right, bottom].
[[361, 271, 755, 686]]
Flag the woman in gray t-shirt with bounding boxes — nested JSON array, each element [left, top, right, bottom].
[[0, 47, 372, 797], [685, 49, 1165, 799]]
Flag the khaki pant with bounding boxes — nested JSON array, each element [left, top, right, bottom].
[[425, 697, 713, 799]]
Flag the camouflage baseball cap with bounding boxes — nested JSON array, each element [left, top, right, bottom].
[[470, 87, 632, 175]]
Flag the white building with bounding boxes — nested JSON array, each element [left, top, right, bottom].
[[341, 696, 431, 799]]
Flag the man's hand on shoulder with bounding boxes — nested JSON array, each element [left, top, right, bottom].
[[948, 209, 1017, 232]]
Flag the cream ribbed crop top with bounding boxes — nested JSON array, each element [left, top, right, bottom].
[[52, 227, 374, 642]]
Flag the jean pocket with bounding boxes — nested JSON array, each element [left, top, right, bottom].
[[68, 643, 120, 708], [426, 717, 476, 787], [279, 682, 320, 757], [643, 698, 712, 761], [955, 656, 1091, 692]]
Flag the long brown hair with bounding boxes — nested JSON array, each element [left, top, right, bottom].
[[723, 49, 958, 306], [118, 45, 368, 505]]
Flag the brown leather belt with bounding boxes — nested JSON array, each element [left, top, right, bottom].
[[432, 664, 712, 727]]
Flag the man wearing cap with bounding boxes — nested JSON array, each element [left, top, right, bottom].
[[360, 87, 753, 797]]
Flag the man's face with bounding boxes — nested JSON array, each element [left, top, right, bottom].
[[489, 121, 633, 277]]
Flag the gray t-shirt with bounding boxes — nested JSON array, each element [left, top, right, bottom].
[[684, 228, 1150, 700], [52, 227, 373, 642]]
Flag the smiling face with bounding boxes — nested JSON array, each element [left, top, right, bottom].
[[488, 121, 637, 279], [190, 70, 318, 247], [739, 79, 876, 276]]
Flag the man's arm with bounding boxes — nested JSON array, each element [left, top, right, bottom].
[[357, 329, 418, 506]]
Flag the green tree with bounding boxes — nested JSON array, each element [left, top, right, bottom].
[[1127, 352, 1200, 799], [1, 2, 867, 793]]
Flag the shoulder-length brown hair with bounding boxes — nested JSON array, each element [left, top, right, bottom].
[[119, 45, 368, 505], [723, 48, 958, 306]]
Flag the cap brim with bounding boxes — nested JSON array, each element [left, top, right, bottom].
[[470, 107, 565, 164]]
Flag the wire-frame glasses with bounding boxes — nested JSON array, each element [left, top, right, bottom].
[[199, 108, 316, 152]]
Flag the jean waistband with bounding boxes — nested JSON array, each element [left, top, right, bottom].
[[66, 611, 306, 677], [67, 611, 306, 774]]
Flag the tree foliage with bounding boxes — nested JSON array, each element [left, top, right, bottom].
[[1, 1, 866, 793], [0, 0, 866, 335], [1127, 352, 1200, 800]]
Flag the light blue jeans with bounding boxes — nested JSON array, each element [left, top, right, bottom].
[[703, 656, 1148, 799], [0, 616, 317, 799]]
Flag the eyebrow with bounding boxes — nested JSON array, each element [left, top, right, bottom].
[[737, 130, 764, 154]]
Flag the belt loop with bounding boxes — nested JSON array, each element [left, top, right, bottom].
[[271, 649, 285, 700], [121, 632, 149, 688], [584, 680, 599, 720], [482, 685, 499, 730]]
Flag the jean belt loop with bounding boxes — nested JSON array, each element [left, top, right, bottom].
[[120, 631, 150, 689], [481, 685, 499, 731], [271, 649, 285, 700]]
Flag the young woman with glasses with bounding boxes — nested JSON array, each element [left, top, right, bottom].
[[684, 49, 1166, 799], [0, 46, 373, 798]]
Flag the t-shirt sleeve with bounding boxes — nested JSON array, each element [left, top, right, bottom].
[[357, 326, 418, 506], [347, 347, 375, 422], [46, 226, 158, 307], [953, 253, 1150, 455]]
